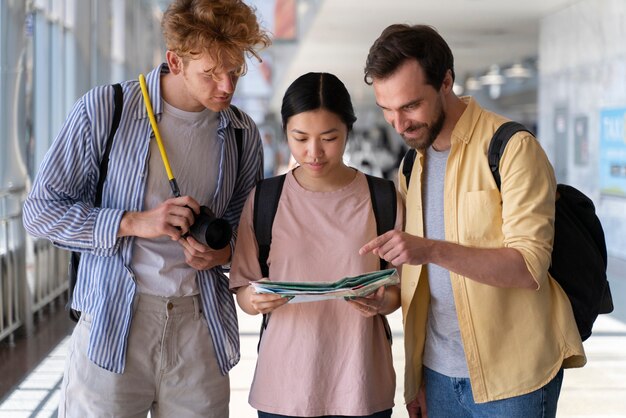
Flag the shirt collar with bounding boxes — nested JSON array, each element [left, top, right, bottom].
[[219, 105, 247, 131], [450, 96, 484, 145], [137, 63, 247, 133], [135, 63, 168, 120]]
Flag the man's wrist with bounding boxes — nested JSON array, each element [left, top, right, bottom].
[[118, 211, 135, 237], [221, 242, 234, 270]]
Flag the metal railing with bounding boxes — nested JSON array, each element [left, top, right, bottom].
[[30, 238, 69, 313], [0, 186, 26, 343], [0, 239, 21, 344], [0, 186, 69, 344]]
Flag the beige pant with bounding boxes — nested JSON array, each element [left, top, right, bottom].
[[59, 294, 230, 418]]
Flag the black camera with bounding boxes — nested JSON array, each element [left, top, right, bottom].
[[188, 206, 232, 249]]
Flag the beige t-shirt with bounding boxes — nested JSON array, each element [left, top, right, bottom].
[[132, 101, 220, 296], [230, 170, 402, 416]]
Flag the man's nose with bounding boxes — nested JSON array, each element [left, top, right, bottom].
[[217, 74, 235, 94], [393, 111, 410, 134]]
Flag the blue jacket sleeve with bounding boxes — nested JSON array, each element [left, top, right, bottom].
[[23, 87, 125, 255], [221, 113, 264, 270]]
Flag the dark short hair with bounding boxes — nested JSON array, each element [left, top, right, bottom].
[[364, 24, 455, 89], [281, 72, 357, 132]]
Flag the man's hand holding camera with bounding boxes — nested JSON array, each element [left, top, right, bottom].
[[179, 235, 231, 270], [118, 195, 200, 241], [119, 195, 232, 270]]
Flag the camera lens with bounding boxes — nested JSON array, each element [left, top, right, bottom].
[[189, 206, 232, 249]]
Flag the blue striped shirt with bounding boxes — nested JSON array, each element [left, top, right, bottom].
[[23, 64, 263, 374]]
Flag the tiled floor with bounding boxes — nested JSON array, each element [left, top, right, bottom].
[[0, 302, 73, 418], [0, 338, 67, 418], [0, 306, 74, 400]]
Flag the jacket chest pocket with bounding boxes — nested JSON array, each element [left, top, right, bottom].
[[459, 189, 503, 245]]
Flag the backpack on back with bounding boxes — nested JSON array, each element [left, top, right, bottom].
[[401, 121, 614, 341], [252, 173, 397, 349]]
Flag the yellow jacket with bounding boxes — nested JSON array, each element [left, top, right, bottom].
[[400, 97, 586, 404]]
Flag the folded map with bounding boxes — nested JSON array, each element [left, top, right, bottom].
[[250, 268, 399, 303]]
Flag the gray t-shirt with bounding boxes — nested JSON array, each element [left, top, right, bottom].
[[422, 145, 470, 378], [132, 100, 221, 297]]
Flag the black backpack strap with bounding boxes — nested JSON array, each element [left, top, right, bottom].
[[402, 148, 417, 189], [487, 121, 532, 190], [365, 174, 397, 270], [68, 83, 123, 322], [95, 83, 123, 206], [365, 174, 397, 345], [252, 174, 286, 352], [253, 174, 287, 278], [230, 105, 244, 171]]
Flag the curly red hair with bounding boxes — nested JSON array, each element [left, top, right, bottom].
[[162, 0, 271, 74]]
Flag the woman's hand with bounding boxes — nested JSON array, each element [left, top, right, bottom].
[[346, 286, 385, 317], [236, 283, 290, 315]]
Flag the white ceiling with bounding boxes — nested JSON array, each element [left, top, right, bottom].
[[269, 0, 582, 111]]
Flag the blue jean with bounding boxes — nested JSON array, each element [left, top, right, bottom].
[[257, 409, 392, 418], [424, 367, 564, 418]]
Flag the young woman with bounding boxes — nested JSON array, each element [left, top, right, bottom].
[[230, 72, 402, 418]]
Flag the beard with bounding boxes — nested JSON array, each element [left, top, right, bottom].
[[402, 103, 446, 151]]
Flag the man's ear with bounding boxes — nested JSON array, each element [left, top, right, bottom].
[[440, 69, 454, 94], [166, 50, 183, 75]]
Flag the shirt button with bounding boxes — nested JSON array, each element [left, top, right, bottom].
[[167, 302, 174, 310]]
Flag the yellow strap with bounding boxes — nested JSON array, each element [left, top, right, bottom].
[[138, 73, 175, 181]]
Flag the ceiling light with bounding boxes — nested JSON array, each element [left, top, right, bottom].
[[504, 63, 532, 79], [479, 65, 505, 86], [488, 84, 502, 100], [465, 76, 482, 91], [453, 83, 464, 95]]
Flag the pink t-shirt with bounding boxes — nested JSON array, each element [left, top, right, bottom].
[[230, 170, 402, 416]]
